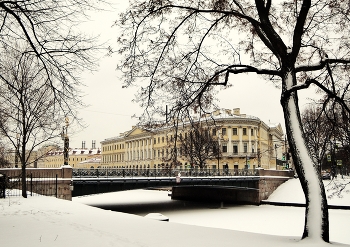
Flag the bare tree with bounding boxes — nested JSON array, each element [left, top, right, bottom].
[[0, 1, 101, 197], [0, 49, 67, 197], [0, 1, 99, 94], [176, 122, 220, 169], [117, 0, 350, 242], [301, 105, 333, 172], [302, 99, 350, 181], [0, 141, 10, 168], [322, 100, 350, 177]]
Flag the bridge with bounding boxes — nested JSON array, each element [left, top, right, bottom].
[[72, 168, 295, 204]]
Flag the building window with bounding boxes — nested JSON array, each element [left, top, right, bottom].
[[233, 145, 238, 154], [251, 129, 254, 136], [154, 138, 156, 144], [232, 128, 237, 135], [222, 128, 226, 135], [222, 144, 227, 153], [212, 128, 216, 136], [162, 137, 164, 143], [243, 143, 248, 153], [243, 128, 247, 135]]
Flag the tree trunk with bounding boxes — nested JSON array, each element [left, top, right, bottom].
[[21, 163, 27, 198], [281, 71, 329, 242]]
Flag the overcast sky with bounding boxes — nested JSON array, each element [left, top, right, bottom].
[[68, 2, 318, 149]]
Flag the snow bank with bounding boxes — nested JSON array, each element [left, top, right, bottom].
[[1, 177, 350, 246]]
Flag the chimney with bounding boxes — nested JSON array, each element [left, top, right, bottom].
[[233, 108, 241, 115]]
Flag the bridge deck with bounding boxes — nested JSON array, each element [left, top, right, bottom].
[[71, 168, 294, 200]]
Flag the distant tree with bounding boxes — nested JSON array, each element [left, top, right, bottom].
[[302, 99, 350, 181], [0, 142, 10, 168], [177, 123, 220, 169], [117, 0, 350, 242], [322, 100, 350, 176], [301, 105, 333, 172]]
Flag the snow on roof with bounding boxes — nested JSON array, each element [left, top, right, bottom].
[[100, 108, 276, 140], [79, 157, 101, 164], [47, 148, 101, 156]]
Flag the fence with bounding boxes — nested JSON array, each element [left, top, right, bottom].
[[72, 167, 262, 178], [0, 172, 59, 198], [0, 167, 73, 200]]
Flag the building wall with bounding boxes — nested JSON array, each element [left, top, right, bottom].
[[100, 109, 285, 170]]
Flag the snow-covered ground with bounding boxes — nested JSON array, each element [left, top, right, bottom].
[[1, 177, 350, 247]]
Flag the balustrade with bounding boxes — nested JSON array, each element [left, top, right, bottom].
[[72, 167, 260, 178]]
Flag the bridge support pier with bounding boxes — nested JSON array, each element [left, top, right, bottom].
[[171, 177, 290, 204]]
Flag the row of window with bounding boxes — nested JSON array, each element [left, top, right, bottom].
[[45, 164, 76, 168], [42, 157, 88, 163], [103, 143, 125, 152], [103, 153, 125, 163], [103, 143, 257, 164], [214, 127, 255, 136], [222, 143, 255, 153], [103, 127, 257, 152]]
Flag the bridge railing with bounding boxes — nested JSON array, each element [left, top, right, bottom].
[[72, 168, 260, 178]]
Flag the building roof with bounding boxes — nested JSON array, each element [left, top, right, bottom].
[[46, 148, 101, 156], [79, 157, 101, 164], [101, 108, 283, 143]]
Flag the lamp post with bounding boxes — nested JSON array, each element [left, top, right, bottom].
[[275, 144, 277, 170], [217, 130, 221, 172], [15, 134, 20, 168], [61, 117, 69, 166]]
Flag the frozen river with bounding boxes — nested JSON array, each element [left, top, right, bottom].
[[74, 188, 306, 235], [73, 178, 350, 245]]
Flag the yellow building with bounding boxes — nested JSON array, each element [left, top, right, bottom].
[[37, 147, 101, 168], [101, 108, 285, 170]]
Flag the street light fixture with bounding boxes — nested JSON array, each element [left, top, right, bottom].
[[61, 117, 69, 166], [275, 144, 277, 170], [15, 133, 20, 168]]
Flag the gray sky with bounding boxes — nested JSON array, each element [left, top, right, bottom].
[[68, 2, 317, 149]]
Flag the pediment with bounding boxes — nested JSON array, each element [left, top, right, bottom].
[[125, 126, 153, 138]]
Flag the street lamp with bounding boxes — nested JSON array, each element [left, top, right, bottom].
[[275, 144, 277, 170], [217, 130, 221, 171], [61, 117, 69, 166], [15, 134, 20, 168]]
